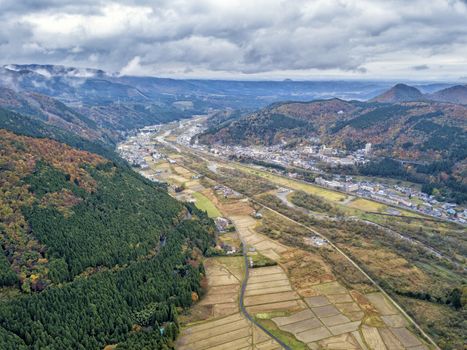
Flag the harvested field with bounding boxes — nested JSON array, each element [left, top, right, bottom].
[[335, 302, 362, 314], [182, 257, 243, 324], [379, 328, 405, 349], [247, 279, 291, 290], [317, 333, 361, 349], [296, 326, 332, 343], [381, 315, 408, 328], [327, 294, 353, 303], [305, 295, 331, 307], [230, 215, 289, 262], [249, 266, 283, 276], [177, 312, 281, 350], [390, 328, 424, 348], [361, 325, 387, 350], [247, 300, 306, 314], [272, 309, 315, 326], [311, 281, 348, 295], [311, 305, 341, 318], [244, 291, 300, 307], [245, 285, 292, 297], [328, 321, 360, 335], [320, 314, 352, 327], [366, 293, 398, 316], [281, 318, 323, 333], [248, 273, 289, 284]]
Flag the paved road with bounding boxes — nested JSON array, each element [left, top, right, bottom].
[[158, 134, 440, 350], [238, 233, 291, 350]]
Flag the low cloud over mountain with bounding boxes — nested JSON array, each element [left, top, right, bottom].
[[1, 0, 467, 79]]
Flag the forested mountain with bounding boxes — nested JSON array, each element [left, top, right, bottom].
[[371, 83, 467, 104], [0, 128, 216, 349], [0, 64, 419, 134], [0, 108, 118, 161], [370, 83, 425, 103], [430, 85, 467, 105], [199, 98, 467, 202], [0, 87, 109, 141]]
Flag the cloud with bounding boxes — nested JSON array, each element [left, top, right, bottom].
[[0, 0, 466, 80], [412, 65, 429, 71]]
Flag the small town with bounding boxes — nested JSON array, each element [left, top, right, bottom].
[[118, 122, 467, 226]]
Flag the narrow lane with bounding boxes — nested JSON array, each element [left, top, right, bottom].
[[158, 131, 440, 350], [237, 230, 292, 350], [174, 157, 440, 350]]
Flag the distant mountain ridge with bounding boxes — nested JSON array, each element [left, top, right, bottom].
[[371, 83, 467, 104], [429, 84, 467, 104]]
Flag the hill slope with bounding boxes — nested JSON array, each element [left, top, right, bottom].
[[0, 87, 107, 141], [430, 85, 467, 104], [0, 128, 215, 349], [200, 99, 467, 202], [370, 83, 425, 103]]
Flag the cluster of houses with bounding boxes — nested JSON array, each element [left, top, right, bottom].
[[192, 141, 372, 170], [303, 235, 328, 247], [213, 185, 240, 198], [314, 176, 466, 224], [117, 137, 151, 169]]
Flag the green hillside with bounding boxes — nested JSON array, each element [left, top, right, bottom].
[[0, 129, 215, 349]]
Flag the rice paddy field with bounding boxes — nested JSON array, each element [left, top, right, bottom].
[[139, 137, 441, 349]]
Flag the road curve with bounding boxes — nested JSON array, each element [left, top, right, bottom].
[[159, 137, 440, 350]]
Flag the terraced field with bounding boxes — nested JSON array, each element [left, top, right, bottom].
[[140, 137, 434, 350]]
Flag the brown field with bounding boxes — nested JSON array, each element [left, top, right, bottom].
[[230, 215, 289, 262], [361, 325, 387, 350], [296, 326, 333, 343], [167, 152, 432, 350], [281, 249, 335, 295], [244, 291, 300, 307], [390, 328, 424, 348], [181, 257, 243, 324], [366, 293, 398, 316], [245, 285, 292, 297], [311, 281, 348, 295], [381, 315, 408, 328], [379, 328, 405, 349], [247, 300, 306, 314], [247, 273, 289, 284], [317, 333, 361, 349], [249, 266, 283, 276], [247, 279, 291, 290]]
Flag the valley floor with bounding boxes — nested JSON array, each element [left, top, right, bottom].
[[128, 139, 436, 350]]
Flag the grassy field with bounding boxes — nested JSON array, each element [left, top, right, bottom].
[[347, 198, 386, 212], [192, 192, 222, 218], [232, 163, 348, 202], [255, 318, 308, 350]]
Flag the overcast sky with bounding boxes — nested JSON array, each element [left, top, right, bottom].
[[1, 0, 467, 80]]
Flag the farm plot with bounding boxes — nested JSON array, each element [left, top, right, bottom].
[[230, 215, 288, 262], [181, 257, 243, 324], [268, 280, 429, 349], [193, 192, 222, 218], [176, 313, 281, 350], [245, 265, 305, 315]]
